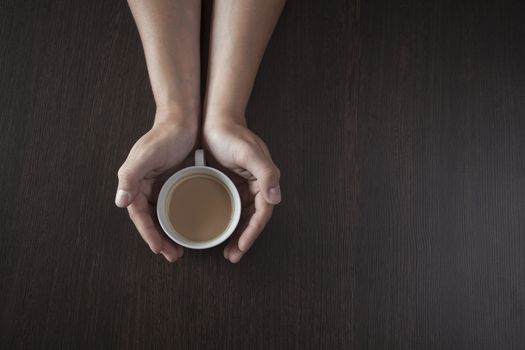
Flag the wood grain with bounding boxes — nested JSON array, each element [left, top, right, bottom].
[[1, 0, 524, 349]]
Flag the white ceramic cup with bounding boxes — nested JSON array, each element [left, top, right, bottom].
[[157, 149, 241, 249]]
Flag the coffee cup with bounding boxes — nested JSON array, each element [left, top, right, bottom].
[[157, 149, 241, 249]]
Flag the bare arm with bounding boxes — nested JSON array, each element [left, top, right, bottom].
[[203, 0, 286, 263], [127, 0, 201, 121], [204, 0, 286, 121], [115, 0, 202, 263]]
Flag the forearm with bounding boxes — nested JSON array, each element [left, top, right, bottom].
[[204, 0, 286, 124], [128, 0, 201, 123]]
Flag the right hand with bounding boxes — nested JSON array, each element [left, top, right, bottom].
[[115, 112, 197, 263]]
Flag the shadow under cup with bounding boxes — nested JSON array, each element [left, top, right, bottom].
[[157, 165, 241, 249]]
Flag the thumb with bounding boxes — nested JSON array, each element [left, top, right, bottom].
[[240, 149, 281, 205], [115, 153, 155, 208]]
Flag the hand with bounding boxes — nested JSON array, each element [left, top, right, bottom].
[[203, 119, 281, 263], [115, 113, 197, 263]]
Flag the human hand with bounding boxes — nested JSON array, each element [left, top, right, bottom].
[[115, 113, 197, 263], [203, 119, 281, 263]]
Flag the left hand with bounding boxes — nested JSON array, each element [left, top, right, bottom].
[[203, 119, 281, 263]]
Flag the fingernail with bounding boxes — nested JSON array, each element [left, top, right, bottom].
[[228, 249, 243, 263], [115, 189, 130, 207], [149, 243, 162, 254], [229, 253, 242, 264], [237, 238, 247, 252], [268, 186, 281, 204], [177, 247, 184, 258], [160, 251, 174, 262]]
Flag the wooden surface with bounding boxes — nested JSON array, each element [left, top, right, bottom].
[[1, 0, 524, 349]]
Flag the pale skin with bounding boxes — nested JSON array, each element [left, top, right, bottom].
[[116, 0, 286, 263]]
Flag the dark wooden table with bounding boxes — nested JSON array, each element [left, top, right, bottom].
[[1, 0, 524, 349]]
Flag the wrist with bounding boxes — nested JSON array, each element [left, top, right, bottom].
[[203, 108, 247, 131], [154, 106, 199, 126], [153, 108, 199, 134]]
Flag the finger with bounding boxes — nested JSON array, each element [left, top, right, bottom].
[[115, 144, 159, 208], [137, 178, 158, 205], [237, 147, 281, 205], [129, 206, 183, 262], [227, 240, 244, 263], [224, 229, 246, 264], [238, 183, 253, 208], [128, 194, 183, 262], [223, 210, 251, 262], [223, 233, 239, 261], [237, 193, 274, 254]]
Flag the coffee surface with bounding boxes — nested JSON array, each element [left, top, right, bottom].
[[167, 175, 233, 242]]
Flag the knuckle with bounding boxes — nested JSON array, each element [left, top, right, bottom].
[[138, 143, 158, 160], [249, 219, 263, 231], [252, 212, 270, 229], [261, 164, 280, 181], [127, 208, 137, 221], [149, 241, 162, 254], [246, 221, 264, 237], [236, 147, 254, 165], [117, 166, 131, 181], [273, 166, 281, 180], [132, 148, 153, 166]]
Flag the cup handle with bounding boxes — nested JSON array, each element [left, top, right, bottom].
[[195, 149, 205, 166]]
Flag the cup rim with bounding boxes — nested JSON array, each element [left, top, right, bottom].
[[156, 165, 241, 249]]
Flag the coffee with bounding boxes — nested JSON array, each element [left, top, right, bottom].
[[167, 175, 233, 242]]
